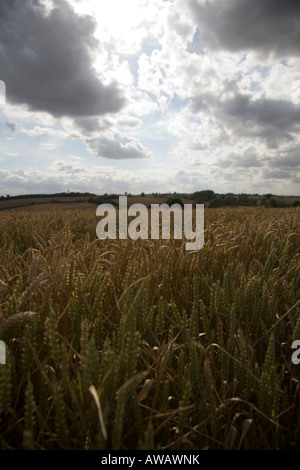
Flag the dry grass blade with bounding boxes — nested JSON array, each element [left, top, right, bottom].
[[88, 385, 108, 442], [237, 419, 253, 449], [228, 398, 282, 428]]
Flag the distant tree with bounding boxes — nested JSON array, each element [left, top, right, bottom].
[[209, 196, 225, 208], [260, 197, 267, 206], [237, 194, 252, 206], [166, 196, 184, 208], [193, 190, 215, 202], [269, 197, 278, 208]]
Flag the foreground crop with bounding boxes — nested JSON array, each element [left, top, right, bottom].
[[0, 207, 299, 449]]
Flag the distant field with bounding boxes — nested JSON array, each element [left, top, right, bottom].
[[3, 202, 94, 211], [0, 206, 300, 449], [0, 195, 195, 212], [0, 196, 93, 211], [0, 194, 299, 213]]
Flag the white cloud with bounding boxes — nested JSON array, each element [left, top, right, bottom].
[[86, 132, 152, 160]]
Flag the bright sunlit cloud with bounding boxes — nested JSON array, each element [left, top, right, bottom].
[[74, 0, 153, 54]]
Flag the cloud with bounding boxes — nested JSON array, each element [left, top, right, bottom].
[[220, 94, 300, 128], [74, 117, 112, 135], [262, 168, 291, 180], [267, 147, 300, 170], [19, 125, 66, 138], [218, 148, 264, 168], [86, 133, 152, 160], [56, 161, 86, 173], [5, 120, 18, 134], [0, 163, 173, 197], [188, 0, 300, 58], [191, 92, 300, 148], [219, 94, 300, 145], [116, 116, 143, 129], [0, 0, 125, 118], [73, 115, 143, 138], [189, 141, 209, 151]]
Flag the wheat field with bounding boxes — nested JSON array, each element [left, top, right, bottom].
[[0, 206, 299, 450]]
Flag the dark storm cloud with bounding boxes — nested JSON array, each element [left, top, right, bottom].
[[191, 92, 300, 148], [0, 0, 125, 117], [188, 0, 300, 57]]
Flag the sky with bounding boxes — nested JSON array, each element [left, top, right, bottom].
[[0, 0, 300, 197]]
